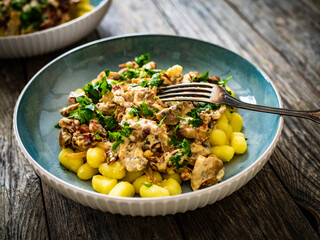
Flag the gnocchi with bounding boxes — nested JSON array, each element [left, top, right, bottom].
[[56, 56, 248, 198]]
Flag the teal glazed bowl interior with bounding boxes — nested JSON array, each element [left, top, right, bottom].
[[14, 34, 282, 211]]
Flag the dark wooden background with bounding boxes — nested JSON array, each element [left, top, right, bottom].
[[1, 0, 319, 239]]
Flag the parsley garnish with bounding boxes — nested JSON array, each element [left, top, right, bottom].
[[140, 102, 154, 117], [182, 139, 192, 157], [111, 80, 123, 85], [54, 123, 61, 129], [173, 123, 181, 133], [218, 76, 232, 86], [134, 53, 150, 67], [83, 76, 112, 103], [192, 71, 209, 82], [186, 108, 201, 118], [119, 121, 132, 137], [144, 68, 163, 77], [104, 69, 110, 78], [169, 153, 186, 169], [140, 80, 149, 87], [157, 116, 166, 127], [69, 95, 118, 130], [198, 102, 221, 111], [170, 135, 182, 148], [148, 73, 164, 87], [142, 183, 153, 187], [92, 131, 102, 140], [176, 116, 186, 121], [108, 122, 132, 152], [186, 108, 204, 128], [128, 106, 140, 119], [120, 69, 140, 80], [188, 118, 203, 128], [96, 111, 118, 130]]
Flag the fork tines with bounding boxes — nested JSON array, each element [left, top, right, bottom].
[[158, 82, 216, 103]]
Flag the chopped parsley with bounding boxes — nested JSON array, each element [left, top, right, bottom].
[[186, 108, 204, 128], [108, 121, 132, 152], [119, 121, 132, 137], [120, 68, 140, 80], [96, 111, 118, 130], [198, 103, 221, 111], [170, 135, 182, 148], [111, 80, 123, 85], [128, 106, 140, 119], [218, 76, 232, 86], [104, 69, 110, 77], [148, 73, 164, 87], [140, 80, 149, 87], [192, 71, 209, 82], [144, 68, 163, 77], [173, 123, 181, 133], [176, 116, 186, 121], [182, 139, 192, 157], [83, 76, 112, 103], [92, 131, 102, 140], [188, 118, 203, 128], [69, 95, 118, 130], [142, 183, 153, 187], [157, 116, 167, 127], [134, 53, 150, 67], [140, 102, 154, 117], [186, 108, 201, 118], [169, 153, 186, 169]]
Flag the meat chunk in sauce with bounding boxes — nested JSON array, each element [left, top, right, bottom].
[[191, 155, 224, 191]]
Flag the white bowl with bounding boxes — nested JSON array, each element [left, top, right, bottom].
[[13, 34, 283, 216], [0, 0, 111, 58]]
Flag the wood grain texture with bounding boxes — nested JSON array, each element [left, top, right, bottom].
[[2, 0, 320, 239], [175, 164, 318, 240], [42, 183, 183, 240], [0, 60, 49, 240], [153, 0, 320, 233]]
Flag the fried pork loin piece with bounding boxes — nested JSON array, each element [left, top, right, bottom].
[[59, 103, 79, 117], [58, 118, 105, 151], [156, 101, 194, 125], [116, 118, 171, 172], [117, 141, 149, 172], [182, 72, 221, 84], [187, 141, 211, 165], [178, 117, 209, 140], [191, 155, 224, 191], [148, 150, 179, 173]]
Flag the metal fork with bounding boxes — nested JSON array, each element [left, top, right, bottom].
[[158, 83, 320, 124]]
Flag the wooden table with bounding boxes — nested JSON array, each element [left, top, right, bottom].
[[1, 0, 319, 239]]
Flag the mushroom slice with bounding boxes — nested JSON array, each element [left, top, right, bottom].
[[191, 155, 224, 191]]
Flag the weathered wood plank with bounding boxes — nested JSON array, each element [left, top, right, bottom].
[[42, 183, 183, 240], [176, 164, 318, 240], [97, 0, 175, 37], [0, 60, 49, 239], [225, 0, 320, 98], [153, 0, 320, 234]]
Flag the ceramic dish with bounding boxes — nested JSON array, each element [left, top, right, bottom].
[[13, 34, 283, 216], [0, 0, 111, 58]]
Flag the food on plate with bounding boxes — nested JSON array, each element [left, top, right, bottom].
[[0, 0, 93, 36], [56, 53, 247, 197]]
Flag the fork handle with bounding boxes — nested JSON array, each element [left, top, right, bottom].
[[222, 94, 320, 124]]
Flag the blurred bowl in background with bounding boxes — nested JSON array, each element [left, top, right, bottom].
[[0, 0, 111, 59]]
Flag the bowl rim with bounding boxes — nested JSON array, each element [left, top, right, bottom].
[[13, 33, 284, 203], [0, 0, 110, 40]]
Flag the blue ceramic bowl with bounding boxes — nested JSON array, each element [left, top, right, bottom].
[[14, 34, 283, 216]]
